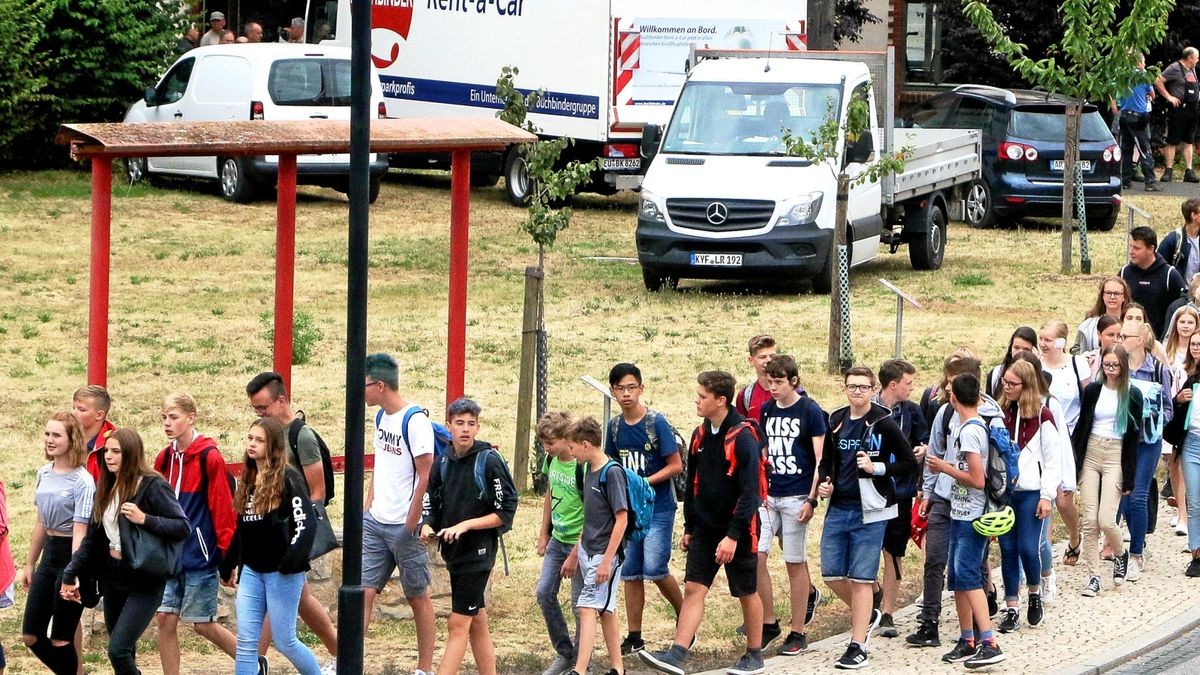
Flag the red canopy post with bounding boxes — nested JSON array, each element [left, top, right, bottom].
[[87, 158, 112, 386], [446, 149, 470, 407], [273, 154, 298, 390]]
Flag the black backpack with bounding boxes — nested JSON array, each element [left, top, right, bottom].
[[607, 408, 688, 501], [288, 413, 336, 504]]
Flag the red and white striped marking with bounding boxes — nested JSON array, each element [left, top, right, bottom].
[[613, 18, 640, 106], [786, 20, 807, 50]]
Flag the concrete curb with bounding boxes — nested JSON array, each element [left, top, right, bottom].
[[1057, 600, 1200, 675]]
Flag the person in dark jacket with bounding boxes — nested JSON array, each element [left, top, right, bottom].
[[641, 370, 766, 675], [817, 366, 917, 670], [420, 398, 517, 675], [61, 428, 189, 675], [1121, 225, 1188, 338], [220, 418, 318, 675]]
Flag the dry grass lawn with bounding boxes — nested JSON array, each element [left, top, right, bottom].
[[0, 167, 1181, 673]]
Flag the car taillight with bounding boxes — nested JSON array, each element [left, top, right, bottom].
[[378, 101, 387, 119], [604, 143, 639, 158], [250, 100, 264, 120], [999, 141, 1038, 161], [1103, 144, 1121, 162]]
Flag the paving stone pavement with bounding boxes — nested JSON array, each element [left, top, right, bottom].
[[697, 507, 1200, 674]]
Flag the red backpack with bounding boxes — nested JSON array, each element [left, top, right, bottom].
[[688, 419, 769, 507]]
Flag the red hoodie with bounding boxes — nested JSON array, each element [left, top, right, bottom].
[[154, 434, 236, 571], [85, 419, 117, 483]]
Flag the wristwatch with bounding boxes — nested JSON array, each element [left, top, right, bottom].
[[805, 497, 818, 507]]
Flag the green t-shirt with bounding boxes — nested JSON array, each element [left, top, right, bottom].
[[545, 455, 584, 545]]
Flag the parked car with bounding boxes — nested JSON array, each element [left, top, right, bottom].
[[903, 85, 1122, 231], [123, 44, 388, 203]]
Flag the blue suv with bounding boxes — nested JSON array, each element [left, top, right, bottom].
[[904, 85, 1123, 231]]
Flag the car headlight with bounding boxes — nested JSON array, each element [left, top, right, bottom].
[[640, 191, 666, 223], [774, 192, 823, 227]]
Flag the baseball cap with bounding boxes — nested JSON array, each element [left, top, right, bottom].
[[210, 11, 225, 21]]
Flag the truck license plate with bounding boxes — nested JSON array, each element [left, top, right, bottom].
[[1050, 160, 1092, 171], [690, 253, 743, 267], [601, 157, 641, 170]]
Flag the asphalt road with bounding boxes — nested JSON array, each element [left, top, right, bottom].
[[1111, 625, 1200, 674]]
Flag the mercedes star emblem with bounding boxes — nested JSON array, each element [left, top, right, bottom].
[[706, 202, 728, 225]]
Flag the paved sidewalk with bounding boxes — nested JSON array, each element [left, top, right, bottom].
[[696, 508, 1200, 674]]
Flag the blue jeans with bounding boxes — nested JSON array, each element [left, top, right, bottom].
[[234, 568, 320, 675], [536, 538, 584, 659], [820, 505, 886, 583], [999, 490, 1043, 600], [621, 509, 674, 581], [1121, 439, 1161, 556], [1182, 433, 1200, 552], [947, 519, 988, 592]]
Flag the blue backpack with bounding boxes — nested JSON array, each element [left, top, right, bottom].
[[376, 406, 453, 464], [961, 417, 1020, 509], [596, 460, 655, 543]]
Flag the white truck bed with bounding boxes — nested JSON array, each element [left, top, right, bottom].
[[885, 128, 982, 205]]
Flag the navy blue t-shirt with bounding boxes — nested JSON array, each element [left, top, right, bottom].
[[605, 412, 678, 512], [831, 414, 867, 507], [762, 397, 828, 498]]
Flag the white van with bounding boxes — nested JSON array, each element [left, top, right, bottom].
[[123, 43, 388, 202]]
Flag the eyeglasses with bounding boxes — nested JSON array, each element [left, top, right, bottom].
[[1002, 379, 1022, 388], [1117, 334, 1141, 341], [364, 380, 383, 389], [1102, 362, 1122, 370], [844, 384, 873, 393], [1103, 290, 1125, 297], [611, 384, 641, 393]]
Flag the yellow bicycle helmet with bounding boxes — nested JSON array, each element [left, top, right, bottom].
[[972, 506, 1015, 537]]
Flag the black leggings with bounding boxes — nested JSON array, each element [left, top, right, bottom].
[[101, 557, 165, 675], [21, 536, 81, 674]]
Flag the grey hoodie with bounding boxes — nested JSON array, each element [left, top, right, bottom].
[[923, 394, 1004, 500]]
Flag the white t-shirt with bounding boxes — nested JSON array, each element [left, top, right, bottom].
[[1092, 386, 1121, 440], [1045, 356, 1090, 434], [949, 419, 989, 521], [369, 404, 434, 525]]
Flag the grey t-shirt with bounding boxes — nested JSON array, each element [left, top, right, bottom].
[[581, 462, 629, 556], [949, 419, 989, 521], [289, 424, 323, 475], [35, 464, 95, 533]]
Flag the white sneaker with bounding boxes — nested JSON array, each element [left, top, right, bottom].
[[1178, 524, 1189, 537], [1122, 526, 1131, 542], [1172, 514, 1180, 528], [1127, 556, 1143, 582], [320, 659, 336, 675], [914, 594, 925, 607], [1041, 570, 1057, 603]]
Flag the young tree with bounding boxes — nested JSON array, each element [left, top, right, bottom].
[[782, 92, 908, 373], [961, 0, 1174, 273]]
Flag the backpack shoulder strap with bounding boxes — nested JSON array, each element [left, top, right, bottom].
[[198, 445, 214, 497], [607, 415, 620, 448], [742, 385, 754, 412], [399, 406, 427, 451], [1175, 228, 1187, 270], [722, 421, 757, 477], [644, 409, 660, 452], [287, 418, 306, 469], [574, 461, 585, 494]]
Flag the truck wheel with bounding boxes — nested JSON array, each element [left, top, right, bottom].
[[811, 251, 834, 295], [126, 157, 149, 185], [964, 179, 996, 229], [503, 149, 532, 206], [368, 176, 382, 204], [910, 204, 948, 270], [642, 267, 678, 292], [219, 157, 257, 203]]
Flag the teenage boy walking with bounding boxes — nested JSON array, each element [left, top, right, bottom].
[[641, 370, 766, 675], [535, 412, 586, 675], [361, 353, 437, 675], [924, 374, 1006, 668], [605, 363, 684, 653], [736, 335, 779, 422], [817, 367, 917, 670], [755, 355, 827, 655], [72, 385, 116, 481], [567, 417, 629, 675], [421, 398, 518, 675]]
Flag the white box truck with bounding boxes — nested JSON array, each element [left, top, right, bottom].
[[635, 48, 982, 292], [314, 0, 807, 203]]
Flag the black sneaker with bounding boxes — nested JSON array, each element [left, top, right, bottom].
[[942, 638, 978, 663], [1082, 575, 1101, 597], [879, 613, 898, 638], [1028, 593, 1044, 626], [1146, 182, 1163, 192], [835, 642, 870, 670], [1188, 557, 1200, 577], [1185, 169, 1200, 183], [777, 631, 808, 656], [965, 641, 1006, 669], [866, 608, 883, 646], [761, 621, 782, 648], [620, 634, 645, 656], [639, 648, 687, 675], [872, 586, 882, 613], [1163, 168, 1176, 182], [906, 621, 941, 647], [805, 586, 822, 625], [998, 607, 1019, 633], [1114, 550, 1129, 586], [258, 656, 270, 675], [726, 650, 765, 675], [986, 586, 999, 617]]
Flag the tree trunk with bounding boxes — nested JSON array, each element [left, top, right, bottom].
[[828, 173, 851, 374], [1061, 102, 1082, 274], [808, 0, 836, 50]]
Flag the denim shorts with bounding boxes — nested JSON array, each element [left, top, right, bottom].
[[819, 504, 886, 583], [947, 519, 988, 592], [756, 495, 811, 563], [577, 550, 622, 614], [621, 508, 675, 581], [362, 512, 432, 596], [158, 568, 220, 623]]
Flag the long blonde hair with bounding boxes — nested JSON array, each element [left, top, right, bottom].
[[46, 412, 88, 467], [1165, 306, 1200, 363], [234, 418, 287, 515], [997, 360, 1043, 419]]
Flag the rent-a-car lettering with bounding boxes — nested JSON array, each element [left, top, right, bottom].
[[428, 0, 524, 16]]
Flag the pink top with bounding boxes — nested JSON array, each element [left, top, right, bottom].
[[0, 481, 15, 592]]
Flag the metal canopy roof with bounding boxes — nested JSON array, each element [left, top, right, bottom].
[[56, 118, 535, 159]]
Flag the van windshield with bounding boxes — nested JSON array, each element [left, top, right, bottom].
[[268, 58, 352, 106], [661, 82, 841, 156], [1008, 107, 1111, 142]]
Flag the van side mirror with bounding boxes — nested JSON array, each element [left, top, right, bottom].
[[641, 124, 662, 162], [846, 130, 874, 164], [143, 87, 158, 106]]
